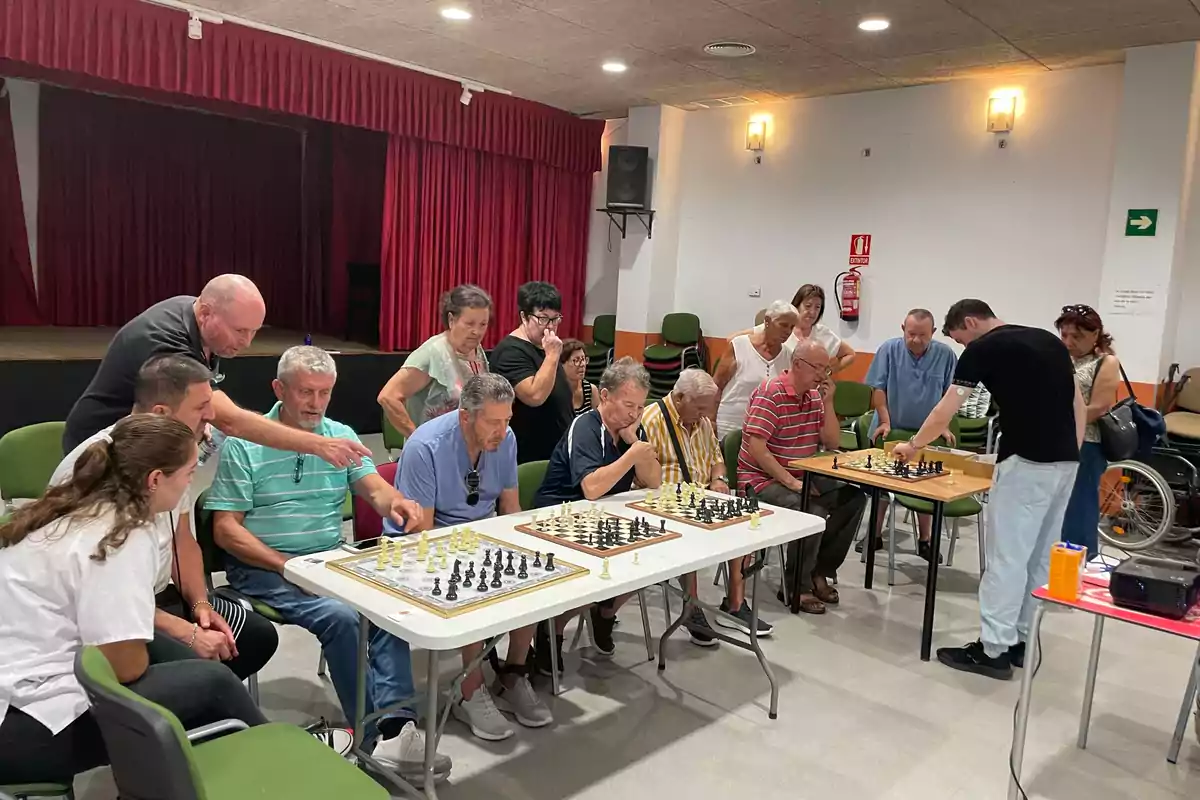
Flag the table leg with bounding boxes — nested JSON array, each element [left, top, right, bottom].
[[1009, 602, 1045, 800], [547, 618, 563, 697], [638, 590, 656, 662], [748, 553, 780, 719], [919, 501, 945, 661], [424, 651, 441, 800], [658, 582, 690, 671], [352, 615, 369, 751], [1168, 641, 1200, 764], [1077, 615, 1105, 750], [790, 472, 812, 614], [863, 486, 880, 590]]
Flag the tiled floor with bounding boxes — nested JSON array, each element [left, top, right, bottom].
[[75, 435, 1200, 799]]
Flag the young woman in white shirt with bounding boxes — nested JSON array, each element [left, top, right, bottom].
[[0, 415, 266, 786], [785, 284, 857, 374]]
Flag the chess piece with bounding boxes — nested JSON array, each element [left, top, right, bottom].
[[439, 550, 448, 570], [531, 512, 539, 526], [446, 582, 458, 602], [504, 553, 515, 576], [375, 545, 387, 570], [688, 493, 696, 508], [533, 551, 542, 568], [599, 557, 611, 579], [465, 562, 476, 582], [426, 555, 436, 573], [659, 520, 666, 534], [866, 455, 872, 469], [491, 570, 502, 588], [750, 510, 761, 529], [419, 531, 429, 558], [477, 574, 489, 591], [392, 541, 403, 567], [518, 555, 528, 579], [633, 552, 640, 566], [432, 578, 442, 596], [832, 456, 839, 470], [483, 549, 492, 567], [545, 552, 556, 571]]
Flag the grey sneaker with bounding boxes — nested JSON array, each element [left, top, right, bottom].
[[372, 720, 453, 781], [451, 684, 514, 741], [493, 676, 553, 728], [685, 607, 719, 648], [714, 598, 774, 637]]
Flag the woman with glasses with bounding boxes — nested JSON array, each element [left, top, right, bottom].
[[490, 282, 575, 463], [1055, 304, 1120, 558], [379, 284, 492, 438], [560, 339, 598, 416], [715, 300, 799, 441]]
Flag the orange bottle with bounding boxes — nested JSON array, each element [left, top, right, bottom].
[[1048, 542, 1087, 602]]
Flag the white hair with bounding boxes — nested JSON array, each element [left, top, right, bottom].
[[763, 299, 799, 323], [277, 346, 337, 381], [600, 357, 650, 393], [459, 374, 515, 415], [673, 368, 717, 399]]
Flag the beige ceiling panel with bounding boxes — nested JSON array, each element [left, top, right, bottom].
[[860, 42, 1035, 79], [949, 0, 1199, 39], [1016, 19, 1200, 61]]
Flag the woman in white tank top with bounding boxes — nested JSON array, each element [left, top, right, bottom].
[[714, 301, 799, 440]]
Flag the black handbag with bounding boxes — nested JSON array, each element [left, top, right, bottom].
[[1096, 360, 1165, 461]]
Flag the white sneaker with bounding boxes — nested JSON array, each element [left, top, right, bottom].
[[451, 685, 514, 741], [493, 676, 553, 728], [372, 720, 453, 781], [310, 725, 353, 756]]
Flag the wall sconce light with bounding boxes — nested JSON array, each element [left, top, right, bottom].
[[746, 119, 766, 164], [987, 94, 1016, 133]]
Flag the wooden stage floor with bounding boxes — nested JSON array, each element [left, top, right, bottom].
[[0, 327, 380, 361]]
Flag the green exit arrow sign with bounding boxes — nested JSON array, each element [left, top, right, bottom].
[[1125, 209, 1158, 236]]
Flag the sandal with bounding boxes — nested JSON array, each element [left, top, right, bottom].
[[797, 595, 826, 615], [812, 581, 839, 605]]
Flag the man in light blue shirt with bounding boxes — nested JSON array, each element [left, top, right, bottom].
[[393, 374, 551, 743], [863, 309, 957, 561]]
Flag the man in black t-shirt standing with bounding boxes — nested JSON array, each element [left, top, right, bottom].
[[489, 282, 575, 463], [893, 300, 1084, 680]]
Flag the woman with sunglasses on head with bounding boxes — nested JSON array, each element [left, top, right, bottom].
[[0, 415, 266, 786], [559, 339, 598, 417], [1055, 304, 1121, 559], [379, 284, 492, 438]]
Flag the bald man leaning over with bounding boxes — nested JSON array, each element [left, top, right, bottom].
[[64, 275, 370, 467]]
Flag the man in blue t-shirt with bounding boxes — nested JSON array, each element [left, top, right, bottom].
[[392, 374, 552, 743]]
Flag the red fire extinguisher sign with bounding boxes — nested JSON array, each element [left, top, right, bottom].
[[849, 234, 871, 266]]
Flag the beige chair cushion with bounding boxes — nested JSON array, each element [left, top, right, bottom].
[[1177, 368, 1200, 413], [1165, 410, 1200, 440]]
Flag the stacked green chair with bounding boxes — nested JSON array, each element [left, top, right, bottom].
[[955, 415, 993, 452], [584, 314, 616, 385], [643, 313, 705, 400], [833, 381, 872, 450], [381, 412, 406, 459], [74, 647, 386, 800], [517, 460, 549, 511], [0, 421, 67, 514]]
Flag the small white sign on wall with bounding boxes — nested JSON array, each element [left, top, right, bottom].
[[1105, 287, 1158, 316]]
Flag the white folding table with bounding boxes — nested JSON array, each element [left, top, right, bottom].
[[285, 491, 825, 799]]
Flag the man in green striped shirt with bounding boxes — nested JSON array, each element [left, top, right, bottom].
[[207, 346, 449, 781]]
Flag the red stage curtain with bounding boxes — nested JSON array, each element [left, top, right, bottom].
[[0, 0, 603, 175], [379, 136, 587, 352], [329, 126, 386, 337], [37, 85, 312, 328], [0, 77, 40, 324]]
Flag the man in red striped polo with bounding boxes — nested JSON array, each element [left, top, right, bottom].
[[737, 341, 867, 615]]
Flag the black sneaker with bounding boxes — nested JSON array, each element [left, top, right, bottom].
[[936, 640, 1013, 680], [589, 605, 617, 656], [533, 627, 564, 677], [713, 598, 774, 637], [854, 535, 885, 554], [1008, 641, 1026, 668], [917, 540, 944, 564], [685, 607, 719, 648]]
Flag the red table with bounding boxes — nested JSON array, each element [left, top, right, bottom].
[[1009, 581, 1200, 799]]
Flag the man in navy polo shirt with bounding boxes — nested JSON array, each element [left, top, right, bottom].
[[392, 374, 551, 743]]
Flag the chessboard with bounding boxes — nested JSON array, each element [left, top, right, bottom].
[[325, 529, 587, 618], [625, 483, 773, 531], [835, 453, 950, 483], [514, 502, 682, 557]]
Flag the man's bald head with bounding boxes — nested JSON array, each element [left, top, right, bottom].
[[195, 274, 266, 358], [789, 339, 831, 395]]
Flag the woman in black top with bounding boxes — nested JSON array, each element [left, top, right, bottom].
[[560, 339, 597, 416]]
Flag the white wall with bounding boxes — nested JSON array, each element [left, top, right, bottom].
[[6, 78, 39, 284], [583, 119, 625, 324], [636, 66, 1122, 354]]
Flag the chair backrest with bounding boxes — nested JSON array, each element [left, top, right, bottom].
[[75, 647, 205, 800], [721, 429, 743, 488], [753, 308, 767, 326], [661, 313, 701, 346], [353, 461, 399, 541], [381, 413, 406, 454], [832, 381, 872, 419], [517, 460, 549, 511], [855, 411, 874, 449], [193, 490, 223, 584], [1177, 367, 1200, 413], [0, 421, 67, 505], [590, 314, 617, 347]]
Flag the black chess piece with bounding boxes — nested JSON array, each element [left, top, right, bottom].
[[453, 559, 462, 574], [545, 552, 556, 571], [641, 518, 650, 534], [936, 460, 944, 473], [477, 574, 489, 591], [482, 549, 492, 567], [533, 551, 542, 567], [491, 570, 502, 588], [432, 578, 442, 596], [832, 456, 839, 470], [688, 493, 696, 508], [518, 555, 528, 579], [504, 553, 516, 576], [866, 455, 873, 469], [465, 562, 476, 582], [446, 582, 458, 601], [659, 520, 666, 534]]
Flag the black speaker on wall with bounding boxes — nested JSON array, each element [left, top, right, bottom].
[[606, 145, 649, 210]]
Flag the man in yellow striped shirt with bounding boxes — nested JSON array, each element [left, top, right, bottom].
[[641, 370, 771, 644]]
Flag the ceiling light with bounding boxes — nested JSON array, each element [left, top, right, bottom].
[[440, 7, 472, 21], [703, 41, 757, 58], [858, 18, 890, 32], [602, 61, 627, 73]]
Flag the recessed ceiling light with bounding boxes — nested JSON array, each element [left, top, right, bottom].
[[858, 18, 890, 31], [703, 41, 757, 58], [602, 61, 627, 73], [440, 7, 472, 21]]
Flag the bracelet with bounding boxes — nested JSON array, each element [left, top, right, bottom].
[[187, 623, 199, 649], [192, 600, 214, 613]]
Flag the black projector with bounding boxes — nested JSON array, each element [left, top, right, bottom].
[[1109, 556, 1200, 620]]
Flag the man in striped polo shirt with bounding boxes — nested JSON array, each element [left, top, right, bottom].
[[737, 341, 867, 615], [206, 346, 451, 781]]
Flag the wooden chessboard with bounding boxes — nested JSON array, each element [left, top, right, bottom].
[[626, 487, 773, 531], [325, 531, 587, 618], [514, 503, 682, 557], [837, 456, 950, 483]]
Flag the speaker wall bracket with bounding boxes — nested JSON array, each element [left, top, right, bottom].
[[598, 208, 655, 240]]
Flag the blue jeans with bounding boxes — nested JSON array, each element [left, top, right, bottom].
[[227, 560, 416, 731], [979, 456, 1078, 658], [1060, 442, 1106, 558]]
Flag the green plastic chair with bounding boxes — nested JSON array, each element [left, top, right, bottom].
[[517, 460, 549, 511], [584, 314, 616, 360], [643, 313, 701, 364], [381, 412, 406, 458], [0, 421, 67, 510], [0, 784, 73, 799], [74, 647, 386, 800], [722, 429, 743, 489], [833, 381, 872, 421]]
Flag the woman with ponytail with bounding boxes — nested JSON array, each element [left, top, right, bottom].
[[0, 415, 267, 785]]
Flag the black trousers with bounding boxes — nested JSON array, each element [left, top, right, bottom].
[[758, 477, 867, 593], [152, 586, 279, 680], [0, 659, 267, 785]]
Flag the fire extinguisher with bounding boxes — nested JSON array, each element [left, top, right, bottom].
[[835, 268, 861, 322]]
